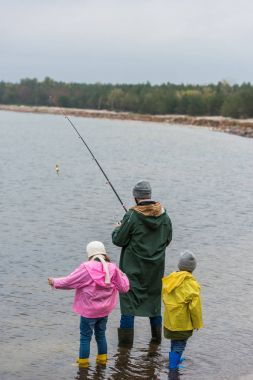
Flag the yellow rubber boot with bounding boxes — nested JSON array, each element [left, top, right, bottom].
[[76, 358, 89, 368], [96, 354, 107, 365]]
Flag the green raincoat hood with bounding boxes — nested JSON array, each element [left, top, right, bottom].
[[132, 202, 166, 230]]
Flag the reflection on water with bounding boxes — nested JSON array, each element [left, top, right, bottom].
[[1, 111, 253, 380], [75, 344, 164, 380]]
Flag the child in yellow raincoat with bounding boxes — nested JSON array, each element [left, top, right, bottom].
[[162, 251, 203, 370]]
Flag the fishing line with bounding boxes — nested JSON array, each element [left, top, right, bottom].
[[60, 108, 127, 212]]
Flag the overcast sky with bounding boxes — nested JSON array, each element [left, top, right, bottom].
[[1, 0, 253, 84]]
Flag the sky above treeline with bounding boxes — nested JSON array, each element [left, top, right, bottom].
[[1, 0, 253, 85]]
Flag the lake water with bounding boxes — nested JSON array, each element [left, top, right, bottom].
[[0, 111, 253, 380]]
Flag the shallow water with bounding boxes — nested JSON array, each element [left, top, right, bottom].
[[0, 111, 253, 380]]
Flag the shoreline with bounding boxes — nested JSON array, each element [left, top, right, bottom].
[[1, 104, 253, 138]]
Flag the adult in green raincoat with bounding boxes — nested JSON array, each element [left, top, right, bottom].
[[112, 180, 172, 346]]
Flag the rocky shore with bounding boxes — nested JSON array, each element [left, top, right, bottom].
[[1, 104, 253, 138]]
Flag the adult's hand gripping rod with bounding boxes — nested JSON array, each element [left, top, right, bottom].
[[61, 109, 127, 212]]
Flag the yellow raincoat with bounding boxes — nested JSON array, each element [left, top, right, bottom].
[[162, 271, 203, 332]]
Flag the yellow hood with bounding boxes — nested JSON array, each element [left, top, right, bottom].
[[162, 271, 193, 293]]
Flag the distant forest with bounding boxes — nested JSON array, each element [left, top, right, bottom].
[[1, 78, 253, 118]]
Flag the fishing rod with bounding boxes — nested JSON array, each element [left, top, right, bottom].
[[60, 108, 127, 212]]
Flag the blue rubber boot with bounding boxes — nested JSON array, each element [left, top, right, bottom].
[[169, 352, 181, 370], [178, 355, 186, 369]]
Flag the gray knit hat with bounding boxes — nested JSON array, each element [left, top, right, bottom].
[[178, 250, 197, 272], [133, 181, 152, 199]]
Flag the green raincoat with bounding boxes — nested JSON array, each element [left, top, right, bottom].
[[112, 202, 172, 317]]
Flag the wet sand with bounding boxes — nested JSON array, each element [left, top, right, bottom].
[[1, 104, 253, 138]]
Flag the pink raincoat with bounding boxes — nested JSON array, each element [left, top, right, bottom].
[[52, 261, 129, 318]]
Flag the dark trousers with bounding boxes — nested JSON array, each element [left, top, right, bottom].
[[171, 339, 187, 355], [120, 314, 162, 328]]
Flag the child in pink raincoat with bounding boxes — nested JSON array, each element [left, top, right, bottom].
[[48, 241, 129, 367]]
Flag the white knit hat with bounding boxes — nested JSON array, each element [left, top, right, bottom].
[[86, 241, 110, 284], [86, 241, 106, 258]]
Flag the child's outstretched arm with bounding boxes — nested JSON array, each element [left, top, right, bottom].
[[48, 264, 90, 290], [112, 267, 130, 293]]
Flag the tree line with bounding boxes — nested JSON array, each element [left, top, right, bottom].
[[0, 77, 253, 118]]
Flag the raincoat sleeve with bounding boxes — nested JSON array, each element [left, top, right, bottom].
[[112, 210, 134, 247], [166, 218, 173, 246], [111, 267, 130, 293], [189, 289, 203, 329], [52, 264, 91, 290]]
